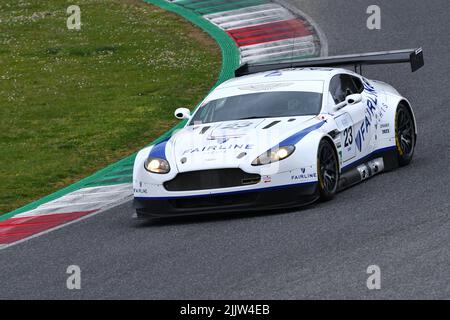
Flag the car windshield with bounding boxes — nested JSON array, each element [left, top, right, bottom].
[[189, 91, 323, 125]]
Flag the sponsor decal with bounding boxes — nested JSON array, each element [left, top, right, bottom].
[[182, 144, 254, 155], [378, 103, 389, 119], [291, 168, 317, 180], [355, 79, 385, 152], [134, 181, 148, 194], [262, 175, 272, 183], [380, 123, 390, 134]]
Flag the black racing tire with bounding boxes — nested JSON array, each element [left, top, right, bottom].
[[395, 103, 416, 166], [317, 139, 339, 201]]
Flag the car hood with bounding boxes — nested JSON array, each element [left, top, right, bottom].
[[164, 116, 319, 172]]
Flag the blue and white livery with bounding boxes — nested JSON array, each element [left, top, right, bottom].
[[133, 49, 422, 218]]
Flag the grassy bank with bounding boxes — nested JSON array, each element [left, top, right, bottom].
[[0, 0, 221, 214]]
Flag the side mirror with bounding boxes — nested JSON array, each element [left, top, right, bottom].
[[333, 93, 363, 112], [346, 93, 362, 105], [174, 107, 190, 120]]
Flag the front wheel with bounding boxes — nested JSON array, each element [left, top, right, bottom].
[[317, 139, 339, 201], [395, 104, 416, 166]]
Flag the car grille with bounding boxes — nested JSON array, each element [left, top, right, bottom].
[[163, 169, 261, 191]]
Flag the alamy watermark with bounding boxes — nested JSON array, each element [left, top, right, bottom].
[[67, 5, 81, 30], [366, 265, 381, 290], [367, 5, 381, 30], [66, 265, 81, 290]]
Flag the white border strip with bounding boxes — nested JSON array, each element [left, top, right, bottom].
[[14, 184, 132, 218], [0, 194, 132, 251]]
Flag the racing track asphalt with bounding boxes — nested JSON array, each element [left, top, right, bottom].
[[0, 0, 449, 299]]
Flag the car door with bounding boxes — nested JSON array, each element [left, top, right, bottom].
[[329, 74, 369, 165]]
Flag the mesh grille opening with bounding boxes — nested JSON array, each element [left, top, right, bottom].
[[164, 169, 261, 191]]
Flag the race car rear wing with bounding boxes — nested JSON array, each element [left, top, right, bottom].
[[234, 48, 424, 77]]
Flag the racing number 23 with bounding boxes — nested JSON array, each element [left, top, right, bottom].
[[344, 126, 353, 147]]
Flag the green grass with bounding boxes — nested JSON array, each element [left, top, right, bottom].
[[0, 0, 221, 214]]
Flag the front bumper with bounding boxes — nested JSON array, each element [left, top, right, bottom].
[[134, 182, 319, 218]]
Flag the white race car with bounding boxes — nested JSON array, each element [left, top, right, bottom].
[[133, 48, 423, 218]]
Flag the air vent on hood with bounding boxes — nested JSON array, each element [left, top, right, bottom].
[[263, 120, 281, 129], [199, 126, 211, 134]]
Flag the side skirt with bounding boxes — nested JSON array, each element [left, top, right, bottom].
[[337, 147, 398, 191]]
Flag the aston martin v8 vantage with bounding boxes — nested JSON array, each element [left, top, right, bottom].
[[133, 48, 423, 217]]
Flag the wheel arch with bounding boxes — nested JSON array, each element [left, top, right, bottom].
[[381, 94, 418, 149], [297, 131, 341, 174], [316, 134, 340, 200], [320, 135, 341, 173], [398, 99, 418, 137]]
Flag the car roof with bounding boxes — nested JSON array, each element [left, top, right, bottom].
[[217, 67, 352, 89]]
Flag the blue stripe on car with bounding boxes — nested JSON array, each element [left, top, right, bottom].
[[278, 120, 326, 147], [148, 138, 170, 160]]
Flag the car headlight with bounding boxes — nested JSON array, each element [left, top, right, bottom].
[[251, 146, 295, 166], [144, 157, 170, 174]]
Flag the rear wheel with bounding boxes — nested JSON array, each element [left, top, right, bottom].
[[395, 104, 416, 166], [317, 139, 339, 201]]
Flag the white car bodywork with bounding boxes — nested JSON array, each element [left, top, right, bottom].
[[133, 67, 416, 214]]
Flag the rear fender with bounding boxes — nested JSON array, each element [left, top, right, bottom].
[[381, 94, 417, 143]]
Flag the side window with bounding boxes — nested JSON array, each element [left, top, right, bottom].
[[340, 74, 358, 97], [329, 75, 346, 104], [329, 74, 365, 108], [351, 76, 364, 93]]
